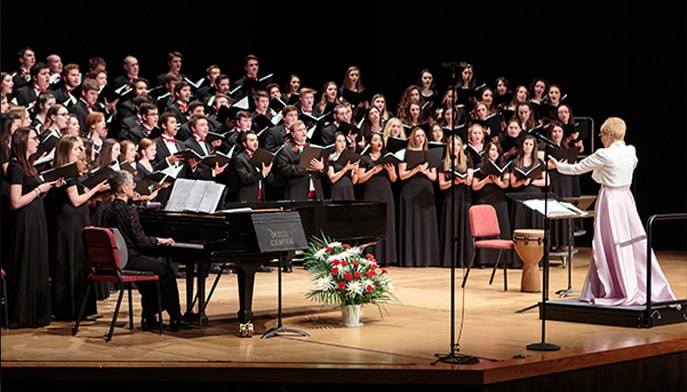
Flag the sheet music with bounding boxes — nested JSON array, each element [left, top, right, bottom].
[[522, 199, 587, 218], [164, 178, 225, 213]]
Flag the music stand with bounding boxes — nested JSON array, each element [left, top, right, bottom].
[[250, 211, 310, 339], [508, 192, 587, 351], [555, 195, 596, 298]]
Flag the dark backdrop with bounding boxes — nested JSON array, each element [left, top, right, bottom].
[[2, 2, 685, 248]]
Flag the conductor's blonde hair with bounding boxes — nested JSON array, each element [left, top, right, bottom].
[[600, 117, 626, 141]]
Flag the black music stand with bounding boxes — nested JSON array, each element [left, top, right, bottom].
[[251, 211, 310, 339], [554, 195, 596, 298], [433, 62, 479, 365], [508, 192, 587, 351]]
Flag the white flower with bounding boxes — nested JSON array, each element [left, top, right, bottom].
[[315, 275, 335, 291]]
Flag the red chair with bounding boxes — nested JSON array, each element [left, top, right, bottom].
[[1, 268, 8, 329], [461, 204, 515, 291], [72, 226, 162, 342]]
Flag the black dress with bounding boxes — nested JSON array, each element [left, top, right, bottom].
[[398, 169, 440, 267], [439, 175, 473, 268], [547, 166, 576, 249], [359, 155, 397, 266], [51, 178, 98, 321], [472, 167, 512, 267], [509, 158, 545, 268], [0, 145, 11, 283], [327, 159, 356, 201], [6, 160, 52, 328]]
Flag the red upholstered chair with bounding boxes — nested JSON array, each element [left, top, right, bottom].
[[1, 268, 8, 329], [461, 204, 515, 291], [72, 226, 162, 342]]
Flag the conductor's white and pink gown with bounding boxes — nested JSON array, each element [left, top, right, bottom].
[[556, 140, 678, 306]]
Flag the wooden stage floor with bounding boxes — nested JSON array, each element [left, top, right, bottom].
[[2, 247, 686, 391]]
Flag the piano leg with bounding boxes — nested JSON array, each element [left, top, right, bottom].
[[232, 259, 269, 337], [183, 262, 210, 326]]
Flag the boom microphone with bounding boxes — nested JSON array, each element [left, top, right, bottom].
[[442, 62, 471, 68]]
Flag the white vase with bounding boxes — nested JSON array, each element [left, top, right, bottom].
[[341, 304, 363, 327]]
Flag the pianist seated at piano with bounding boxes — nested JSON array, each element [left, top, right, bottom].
[[101, 170, 191, 332]]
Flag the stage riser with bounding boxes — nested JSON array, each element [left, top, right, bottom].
[[543, 301, 687, 328]]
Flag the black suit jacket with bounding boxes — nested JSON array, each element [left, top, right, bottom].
[[69, 99, 106, 129], [183, 137, 215, 180], [276, 142, 325, 201], [228, 150, 274, 202], [12, 84, 39, 107]]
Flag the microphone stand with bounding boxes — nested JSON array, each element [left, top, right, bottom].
[[525, 143, 560, 351], [433, 63, 478, 365]]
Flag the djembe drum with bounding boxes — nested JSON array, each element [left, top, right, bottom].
[[512, 229, 545, 292]]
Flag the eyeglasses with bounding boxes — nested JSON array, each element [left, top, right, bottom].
[[57, 112, 69, 116]]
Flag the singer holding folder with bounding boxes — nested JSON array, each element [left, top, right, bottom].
[[549, 117, 678, 307]]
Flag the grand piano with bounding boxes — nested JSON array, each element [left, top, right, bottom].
[[139, 199, 387, 336]]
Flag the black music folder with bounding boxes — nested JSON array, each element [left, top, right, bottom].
[[39, 161, 80, 182], [512, 161, 544, 181], [34, 134, 60, 163], [248, 147, 278, 167], [202, 151, 232, 168], [334, 149, 361, 165], [375, 151, 403, 166], [298, 144, 334, 169], [547, 146, 578, 163], [81, 165, 116, 189], [443, 124, 469, 142], [479, 159, 512, 177], [385, 136, 408, 154], [404, 148, 443, 169]]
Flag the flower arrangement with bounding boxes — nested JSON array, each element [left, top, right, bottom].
[[303, 235, 398, 312]]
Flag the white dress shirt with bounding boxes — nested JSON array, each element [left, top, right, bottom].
[[556, 140, 637, 187]]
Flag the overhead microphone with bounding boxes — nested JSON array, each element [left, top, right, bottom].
[[528, 127, 558, 148], [442, 61, 471, 68]]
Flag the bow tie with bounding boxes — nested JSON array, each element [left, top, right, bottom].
[[197, 138, 206, 143], [178, 103, 188, 112], [163, 137, 175, 143], [36, 88, 46, 93], [297, 143, 307, 147], [302, 109, 312, 114]]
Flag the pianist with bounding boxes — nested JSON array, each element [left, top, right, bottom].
[[101, 170, 190, 331]]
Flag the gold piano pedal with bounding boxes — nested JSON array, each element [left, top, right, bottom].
[[239, 322, 254, 337]]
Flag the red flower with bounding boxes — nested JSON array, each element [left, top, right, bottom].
[[326, 246, 333, 252], [337, 282, 346, 290], [366, 285, 374, 293], [331, 266, 339, 274], [343, 244, 350, 249], [344, 272, 353, 281], [354, 271, 362, 279], [365, 270, 376, 278]]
